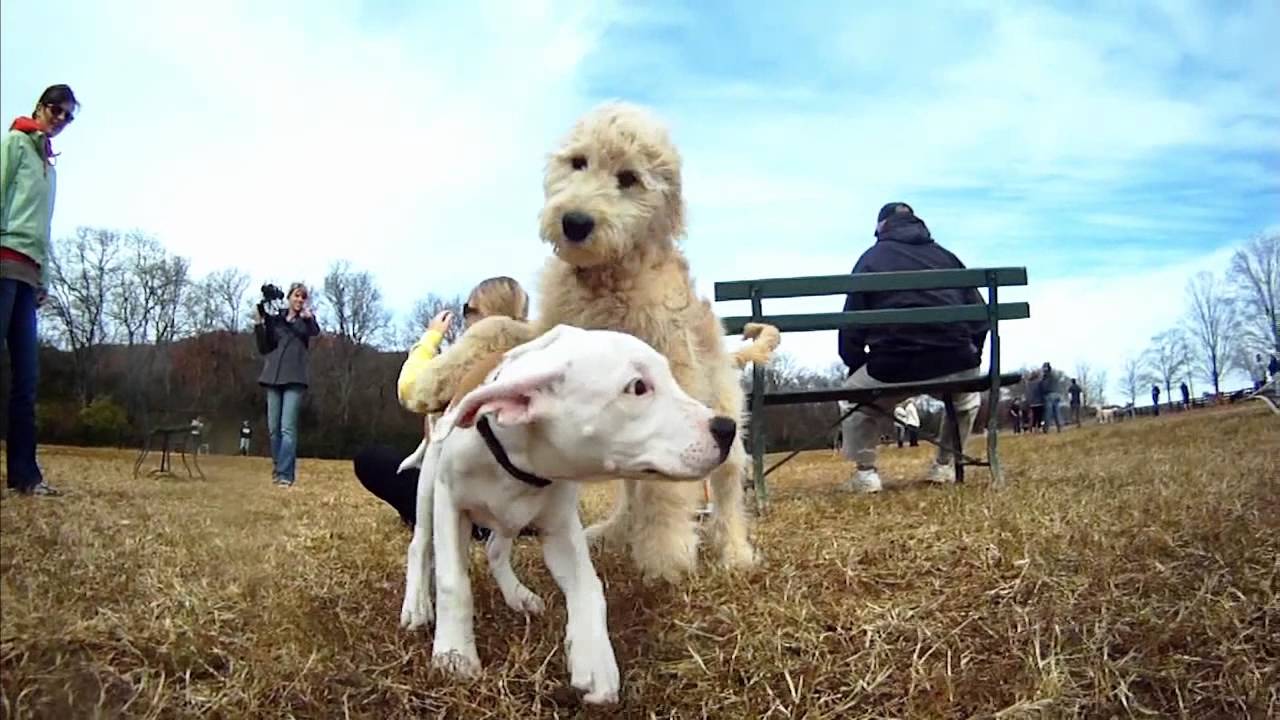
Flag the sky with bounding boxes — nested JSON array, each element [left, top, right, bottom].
[[3, 0, 1277, 401]]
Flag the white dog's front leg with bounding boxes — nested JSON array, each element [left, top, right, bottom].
[[432, 486, 481, 678], [541, 514, 620, 705], [400, 454, 436, 629], [486, 534, 545, 615]]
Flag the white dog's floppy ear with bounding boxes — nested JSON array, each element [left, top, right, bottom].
[[453, 365, 565, 429]]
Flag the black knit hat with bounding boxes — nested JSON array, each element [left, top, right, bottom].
[[877, 202, 914, 222]]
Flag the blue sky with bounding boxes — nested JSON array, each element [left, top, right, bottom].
[[3, 0, 1277, 399]]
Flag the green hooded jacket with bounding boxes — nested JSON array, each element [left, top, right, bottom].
[[0, 126, 57, 288]]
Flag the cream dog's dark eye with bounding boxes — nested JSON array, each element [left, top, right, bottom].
[[627, 378, 649, 396], [571, 155, 588, 170], [616, 170, 639, 189]]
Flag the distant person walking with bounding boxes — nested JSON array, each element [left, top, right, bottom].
[[1151, 384, 1161, 416], [1179, 381, 1190, 410]]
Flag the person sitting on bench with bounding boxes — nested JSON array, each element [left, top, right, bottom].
[[837, 202, 990, 493]]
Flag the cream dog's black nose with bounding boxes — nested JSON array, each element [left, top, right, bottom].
[[562, 211, 595, 242], [709, 416, 737, 460]]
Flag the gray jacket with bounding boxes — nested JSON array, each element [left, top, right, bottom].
[[255, 312, 321, 387]]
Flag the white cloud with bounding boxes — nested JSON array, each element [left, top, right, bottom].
[[1, 0, 1274, 401]]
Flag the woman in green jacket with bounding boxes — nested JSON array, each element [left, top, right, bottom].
[[1, 84, 78, 496]]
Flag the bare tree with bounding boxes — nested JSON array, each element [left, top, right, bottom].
[[108, 231, 166, 345], [401, 293, 464, 349], [1228, 232, 1279, 354], [43, 227, 121, 406], [1183, 271, 1239, 395], [322, 261, 391, 424], [1119, 356, 1142, 407], [203, 268, 250, 333], [1073, 362, 1107, 407], [323, 261, 390, 347], [184, 276, 223, 336], [1142, 329, 1189, 406], [149, 255, 191, 345]]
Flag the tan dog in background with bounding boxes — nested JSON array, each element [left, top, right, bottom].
[[532, 101, 778, 582]]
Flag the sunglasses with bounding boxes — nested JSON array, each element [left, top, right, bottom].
[[45, 104, 75, 123], [462, 303, 478, 317]]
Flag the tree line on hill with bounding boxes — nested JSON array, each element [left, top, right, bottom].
[[3, 227, 1275, 458]]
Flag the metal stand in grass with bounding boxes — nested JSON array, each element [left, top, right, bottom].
[[133, 425, 206, 480]]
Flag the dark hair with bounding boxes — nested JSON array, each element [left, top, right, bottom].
[[35, 84, 79, 114]]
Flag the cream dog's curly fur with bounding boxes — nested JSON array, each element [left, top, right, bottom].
[[532, 101, 768, 582]]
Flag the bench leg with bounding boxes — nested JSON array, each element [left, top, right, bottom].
[[943, 395, 964, 483], [750, 363, 767, 514], [987, 408, 1004, 486]]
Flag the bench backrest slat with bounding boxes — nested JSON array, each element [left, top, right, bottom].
[[721, 302, 1029, 335], [714, 267, 1027, 301]]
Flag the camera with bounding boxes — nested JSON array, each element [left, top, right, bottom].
[[257, 283, 285, 317]]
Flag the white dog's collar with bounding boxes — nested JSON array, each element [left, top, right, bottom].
[[475, 416, 552, 489]]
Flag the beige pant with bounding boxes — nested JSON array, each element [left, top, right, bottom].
[[839, 366, 982, 470]]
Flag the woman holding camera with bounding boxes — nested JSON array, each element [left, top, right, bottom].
[[254, 282, 320, 487]]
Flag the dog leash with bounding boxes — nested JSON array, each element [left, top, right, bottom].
[[476, 416, 553, 488]]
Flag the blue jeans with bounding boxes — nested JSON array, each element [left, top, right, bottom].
[[265, 385, 304, 483], [1044, 394, 1063, 431], [1, 279, 43, 489]]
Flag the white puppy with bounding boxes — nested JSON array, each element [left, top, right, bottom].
[[398, 324, 736, 704]]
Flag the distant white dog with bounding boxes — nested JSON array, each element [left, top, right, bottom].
[[398, 324, 736, 704], [1096, 405, 1117, 424]]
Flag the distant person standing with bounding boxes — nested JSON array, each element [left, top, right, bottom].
[[238, 420, 252, 456], [254, 283, 321, 487], [1151, 384, 1161, 416], [1250, 353, 1267, 391], [1269, 354, 1279, 382], [893, 399, 920, 448], [1179, 381, 1190, 410], [1067, 378, 1084, 427], [1040, 363, 1063, 433], [1025, 369, 1045, 434], [1009, 397, 1024, 434], [2, 84, 79, 497]]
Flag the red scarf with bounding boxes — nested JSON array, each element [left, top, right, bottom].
[[9, 117, 55, 162]]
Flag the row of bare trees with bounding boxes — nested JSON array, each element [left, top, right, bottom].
[[1116, 232, 1278, 406], [16, 226, 1276, 455], [17, 226, 466, 457]]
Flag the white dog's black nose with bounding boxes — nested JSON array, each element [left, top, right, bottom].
[[709, 416, 737, 460], [562, 211, 595, 242]]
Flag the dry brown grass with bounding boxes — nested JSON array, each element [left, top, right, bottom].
[[2, 404, 1277, 719]]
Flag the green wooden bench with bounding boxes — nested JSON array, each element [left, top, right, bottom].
[[715, 267, 1031, 512]]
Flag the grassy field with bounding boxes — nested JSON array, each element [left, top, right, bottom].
[[2, 403, 1277, 719]]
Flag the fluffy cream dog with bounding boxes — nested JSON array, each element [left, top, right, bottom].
[[532, 101, 769, 583]]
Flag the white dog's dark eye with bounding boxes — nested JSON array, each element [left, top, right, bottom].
[[627, 378, 649, 396], [617, 170, 640, 189], [570, 155, 587, 170]]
